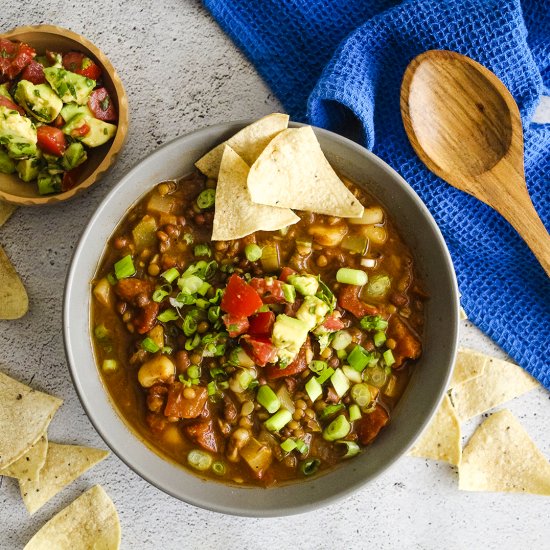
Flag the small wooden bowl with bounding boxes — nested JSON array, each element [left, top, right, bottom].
[[0, 25, 129, 206]]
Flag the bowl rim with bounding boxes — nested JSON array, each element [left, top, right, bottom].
[[0, 24, 129, 206], [64, 120, 459, 516]]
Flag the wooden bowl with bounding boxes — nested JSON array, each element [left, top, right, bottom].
[[0, 25, 128, 206]]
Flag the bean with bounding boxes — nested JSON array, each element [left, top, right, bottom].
[[157, 231, 169, 242], [215, 241, 228, 251], [126, 322, 135, 333], [386, 338, 397, 350], [197, 321, 209, 334], [122, 311, 132, 323], [293, 409, 305, 421], [148, 263, 160, 276], [114, 236, 128, 250], [175, 350, 190, 373], [292, 428, 304, 438], [165, 224, 180, 239], [288, 420, 300, 430], [304, 408, 315, 419], [183, 387, 196, 399], [241, 401, 254, 417], [135, 293, 150, 308], [157, 183, 171, 196], [190, 353, 202, 365], [239, 417, 253, 429], [295, 399, 307, 410], [316, 254, 328, 267], [320, 347, 333, 359], [328, 356, 340, 369]]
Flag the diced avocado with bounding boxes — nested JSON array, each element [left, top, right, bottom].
[[16, 157, 42, 182], [272, 314, 310, 366], [60, 102, 94, 123], [0, 148, 16, 174], [0, 84, 14, 101], [37, 170, 62, 195], [14, 81, 63, 123], [61, 142, 87, 171], [0, 106, 38, 159], [43, 67, 95, 105], [80, 118, 117, 148], [296, 295, 330, 331], [288, 274, 319, 296]]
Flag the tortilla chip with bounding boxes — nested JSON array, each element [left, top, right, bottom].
[[196, 113, 289, 178], [0, 201, 16, 227], [459, 307, 467, 320], [459, 409, 550, 495], [0, 371, 61, 469], [20, 442, 109, 514], [450, 355, 538, 422], [0, 245, 28, 319], [0, 433, 48, 483], [409, 394, 461, 465], [448, 348, 487, 389], [212, 145, 300, 241], [24, 485, 121, 550], [247, 126, 364, 218]]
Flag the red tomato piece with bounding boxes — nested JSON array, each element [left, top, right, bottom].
[[248, 311, 275, 336], [249, 277, 286, 304], [279, 266, 296, 282], [222, 313, 250, 338], [0, 39, 35, 81], [20, 60, 45, 84], [36, 126, 67, 156], [62, 52, 102, 80], [0, 96, 25, 116], [62, 52, 84, 72], [265, 337, 311, 379], [338, 284, 378, 318], [322, 312, 345, 331], [240, 335, 278, 367], [87, 87, 117, 121], [220, 274, 263, 317]]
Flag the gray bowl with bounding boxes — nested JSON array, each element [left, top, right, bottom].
[[64, 121, 459, 517]]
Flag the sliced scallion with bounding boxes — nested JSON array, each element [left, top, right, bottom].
[[331, 330, 352, 351], [194, 244, 211, 258], [308, 360, 327, 374], [141, 337, 160, 353], [196, 188, 216, 209], [300, 458, 320, 476], [322, 415, 351, 441], [157, 309, 179, 323], [153, 287, 170, 302], [365, 365, 387, 387], [184, 333, 201, 351], [264, 409, 292, 432], [182, 314, 198, 336], [211, 461, 226, 476], [187, 449, 213, 471], [330, 368, 350, 398], [178, 274, 203, 294], [335, 267, 368, 286], [114, 255, 135, 280], [348, 404, 362, 421], [316, 366, 335, 385], [305, 376, 323, 402], [373, 331, 386, 347], [295, 439, 309, 454], [383, 349, 395, 367], [257, 385, 281, 414], [208, 306, 221, 323], [244, 243, 262, 262], [336, 440, 360, 458], [187, 365, 201, 379], [280, 438, 297, 453], [342, 364, 362, 384], [360, 315, 388, 331], [161, 267, 180, 283], [350, 383, 371, 408], [347, 344, 372, 372]]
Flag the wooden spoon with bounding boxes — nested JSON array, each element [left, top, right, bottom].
[[400, 50, 550, 276]]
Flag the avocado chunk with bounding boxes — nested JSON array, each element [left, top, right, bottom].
[[0, 106, 38, 159], [288, 274, 319, 296], [43, 67, 95, 105], [272, 314, 310, 366], [37, 170, 62, 195], [14, 81, 63, 123], [16, 157, 42, 182], [61, 142, 87, 171], [0, 148, 16, 174], [296, 295, 330, 331], [60, 102, 94, 123], [63, 115, 116, 148]]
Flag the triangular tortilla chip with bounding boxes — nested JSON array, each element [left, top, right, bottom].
[[0, 245, 28, 319], [248, 126, 364, 217], [0, 201, 16, 227], [448, 348, 487, 389], [0, 433, 48, 483], [212, 145, 300, 241], [196, 113, 289, 178], [409, 394, 461, 465], [450, 356, 538, 422], [20, 442, 109, 514], [24, 485, 121, 550], [0, 371, 61, 469], [459, 409, 550, 495]]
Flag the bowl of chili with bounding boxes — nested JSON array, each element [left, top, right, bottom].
[[0, 24, 128, 206], [64, 119, 459, 516]]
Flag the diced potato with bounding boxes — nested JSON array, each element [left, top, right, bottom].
[[359, 225, 387, 245], [240, 438, 273, 479], [132, 215, 158, 250], [147, 192, 176, 214], [307, 223, 348, 247], [163, 425, 184, 446], [93, 278, 112, 308], [349, 206, 384, 225]]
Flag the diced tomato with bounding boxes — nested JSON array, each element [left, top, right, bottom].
[[249, 277, 286, 304], [355, 404, 389, 445], [265, 337, 311, 379], [387, 315, 422, 368], [36, 126, 66, 156], [70, 122, 90, 138], [62, 52, 102, 80], [20, 60, 45, 84], [0, 39, 35, 81], [240, 335, 278, 367], [88, 87, 117, 121], [322, 312, 345, 331], [220, 274, 263, 317], [338, 284, 378, 318], [164, 383, 208, 419], [248, 311, 275, 336], [222, 313, 249, 338], [279, 266, 296, 282], [0, 96, 25, 116]]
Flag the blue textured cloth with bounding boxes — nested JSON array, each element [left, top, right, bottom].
[[204, 0, 550, 387]]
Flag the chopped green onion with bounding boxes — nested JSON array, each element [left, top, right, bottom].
[[107, 273, 117, 286], [157, 309, 179, 323], [196, 188, 216, 209], [309, 360, 327, 374], [162, 346, 173, 355], [360, 315, 388, 331], [383, 349, 395, 367], [282, 283, 296, 303], [300, 458, 320, 476], [295, 439, 309, 454], [281, 438, 297, 453], [197, 281, 211, 296], [153, 287, 170, 302], [187, 365, 201, 379], [257, 385, 281, 414], [209, 288, 224, 304], [350, 383, 372, 408], [218, 381, 229, 390], [342, 364, 362, 384], [195, 298, 210, 309], [182, 232, 194, 245], [207, 381, 217, 396], [244, 243, 262, 262], [336, 440, 361, 458], [184, 333, 201, 351], [211, 461, 226, 475], [336, 349, 348, 360], [141, 337, 160, 353], [316, 367, 335, 385], [187, 449, 213, 471], [178, 274, 203, 294], [365, 274, 391, 298], [322, 415, 351, 441], [336, 268, 368, 286], [194, 244, 211, 258], [114, 255, 135, 279], [319, 403, 345, 420], [208, 306, 221, 323], [161, 268, 180, 283], [365, 365, 387, 387], [102, 359, 117, 372], [182, 314, 198, 337], [175, 292, 196, 305], [373, 331, 386, 347], [264, 409, 292, 432], [347, 345, 372, 372], [331, 330, 352, 351], [295, 239, 312, 255], [330, 368, 350, 398], [348, 404, 362, 421], [305, 377, 323, 402]]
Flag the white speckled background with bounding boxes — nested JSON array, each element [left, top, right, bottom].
[[1, 1, 549, 548]]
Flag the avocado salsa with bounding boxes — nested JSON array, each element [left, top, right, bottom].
[[0, 39, 117, 194], [91, 172, 426, 486]]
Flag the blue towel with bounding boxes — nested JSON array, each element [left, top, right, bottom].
[[204, 0, 550, 387]]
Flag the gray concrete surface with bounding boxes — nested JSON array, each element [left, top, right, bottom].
[[1, 1, 549, 548]]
